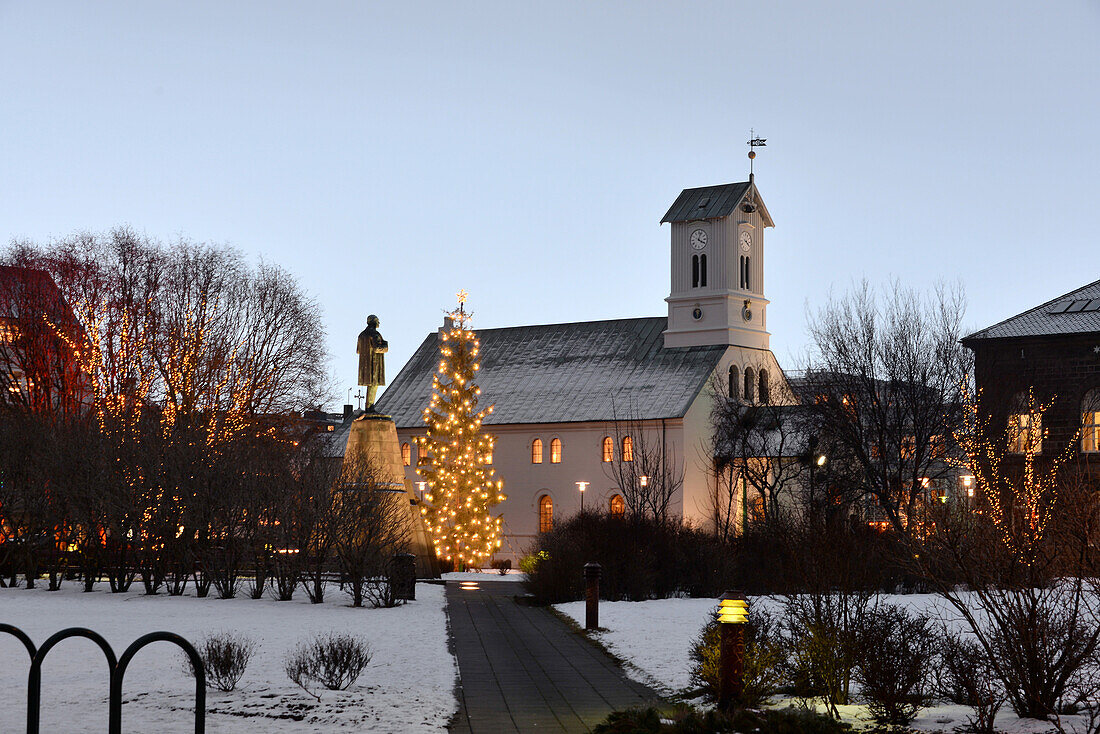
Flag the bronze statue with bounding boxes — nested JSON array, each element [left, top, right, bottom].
[[357, 314, 388, 410]]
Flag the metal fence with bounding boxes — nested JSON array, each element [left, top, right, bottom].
[[0, 623, 205, 734]]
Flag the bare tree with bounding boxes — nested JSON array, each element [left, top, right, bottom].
[[803, 279, 970, 534], [603, 401, 684, 522]]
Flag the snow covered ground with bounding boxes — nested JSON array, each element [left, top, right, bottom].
[[555, 595, 1082, 733], [441, 570, 524, 582], [0, 582, 457, 733]]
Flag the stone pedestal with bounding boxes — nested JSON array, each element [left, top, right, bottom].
[[345, 413, 439, 578]]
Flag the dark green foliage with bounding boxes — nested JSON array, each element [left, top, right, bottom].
[[522, 510, 736, 604], [689, 606, 785, 707], [593, 706, 851, 734]]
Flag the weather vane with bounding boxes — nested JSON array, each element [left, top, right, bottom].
[[747, 129, 766, 177]]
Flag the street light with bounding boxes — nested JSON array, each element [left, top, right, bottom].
[[639, 475, 649, 487], [717, 590, 748, 711], [815, 454, 827, 467], [576, 481, 588, 511]]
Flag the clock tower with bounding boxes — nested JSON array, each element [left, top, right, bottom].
[[660, 179, 774, 349]]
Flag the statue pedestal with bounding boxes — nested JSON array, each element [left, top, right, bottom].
[[346, 413, 439, 578]]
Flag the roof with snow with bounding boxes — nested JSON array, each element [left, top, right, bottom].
[[963, 278, 1100, 343], [373, 317, 726, 429]]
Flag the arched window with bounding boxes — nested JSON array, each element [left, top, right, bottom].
[[739, 255, 751, 290], [622, 436, 634, 462], [1008, 392, 1041, 454], [1082, 389, 1100, 453], [728, 365, 740, 400], [531, 438, 543, 464], [692, 255, 700, 288], [601, 436, 613, 462], [539, 495, 553, 533], [401, 442, 411, 467], [699, 253, 707, 287], [743, 367, 755, 403], [609, 494, 625, 518], [758, 370, 770, 404], [550, 437, 562, 463]]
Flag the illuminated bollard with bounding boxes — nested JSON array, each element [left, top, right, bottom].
[[584, 563, 602, 630], [717, 590, 748, 711]]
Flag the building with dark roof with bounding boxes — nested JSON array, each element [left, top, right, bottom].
[[963, 278, 1100, 469], [374, 178, 795, 559]]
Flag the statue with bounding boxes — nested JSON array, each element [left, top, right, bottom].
[[357, 314, 388, 411]]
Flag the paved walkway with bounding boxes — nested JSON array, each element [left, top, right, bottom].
[[446, 580, 661, 733]]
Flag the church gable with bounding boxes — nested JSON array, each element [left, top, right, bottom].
[[374, 317, 726, 428]]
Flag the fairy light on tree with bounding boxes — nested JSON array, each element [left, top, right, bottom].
[[415, 291, 505, 570]]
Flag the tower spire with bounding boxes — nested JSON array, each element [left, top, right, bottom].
[[747, 130, 766, 180]]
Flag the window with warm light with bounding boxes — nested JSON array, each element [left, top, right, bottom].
[[1008, 412, 1042, 454], [622, 436, 633, 462], [609, 494, 625, 518], [401, 442, 411, 466], [743, 367, 755, 403], [539, 495, 553, 532], [531, 438, 543, 464], [728, 365, 740, 400], [1081, 389, 1100, 453], [550, 438, 562, 463], [601, 436, 613, 462]]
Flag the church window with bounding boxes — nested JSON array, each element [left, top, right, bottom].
[[692, 255, 700, 288], [609, 494, 625, 518], [1008, 393, 1042, 454], [1082, 390, 1100, 453], [550, 438, 562, 463], [622, 436, 634, 462], [531, 438, 543, 464], [740, 255, 751, 290], [602, 436, 613, 462], [401, 442, 411, 466], [699, 254, 707, 287], [539, 495, 553, 532], [758, 370, 769, 404], [728, 365, 740, 400], [743, 367, 755, 403]]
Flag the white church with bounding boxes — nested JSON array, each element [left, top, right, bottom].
[[373, 176, 792, 562]]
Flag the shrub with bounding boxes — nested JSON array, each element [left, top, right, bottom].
[[593, 706, 850, 734], [185, 632, 256, 692], [284, 632, 372, 699], [522, 511, 735, 604], [689, 604, 785, 707], [852, 603, 937, 725], [491, 558, 511, 575], [935, 631, 1004, 734]]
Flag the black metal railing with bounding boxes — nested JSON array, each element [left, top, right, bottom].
[[1, 623, 205, 734]]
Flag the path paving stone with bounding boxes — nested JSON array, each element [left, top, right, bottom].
[[446, 580, 661, 733]]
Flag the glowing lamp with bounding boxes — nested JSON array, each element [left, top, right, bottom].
[[815, 454, 826, 467], [717, 595, 748, 624]]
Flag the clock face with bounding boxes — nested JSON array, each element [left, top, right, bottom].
[[690, 229, 708, 250], [739, 231, 752, 252]]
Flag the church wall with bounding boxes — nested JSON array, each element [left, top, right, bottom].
[[394, 418, 688, 564]]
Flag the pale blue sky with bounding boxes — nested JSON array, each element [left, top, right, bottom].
[[2, 2, 1098, 408]]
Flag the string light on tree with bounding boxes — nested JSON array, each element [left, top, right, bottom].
[[415, 291, 506, 570]]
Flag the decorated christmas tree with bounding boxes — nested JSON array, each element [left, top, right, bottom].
[[415, 291, 505, 570]]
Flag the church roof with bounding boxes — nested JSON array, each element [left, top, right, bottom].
[[373, 317, 726, 428], [661, 182, 759, 224], [963, 278, 1100, 343]]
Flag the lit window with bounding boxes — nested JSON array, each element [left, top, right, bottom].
[[901, 436, 916, 460], [1008, 412, 1042, 454], [728, 365, 740, 400], [743, 367, 755, 403], [958, 475, 975, 498], [539, 495, 553, 533], [601, 436, 613, 462], [758, 370, 769, 404], [622, 436, 633, 462], [609, 494, 625, 518], [401, 442, 411, 466], [550, 438, 562, 464], [1082, 389, 1100, 453], [531, 438, 543, 464]]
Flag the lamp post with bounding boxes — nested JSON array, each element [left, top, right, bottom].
[[576, 481, 588, 511], [717, 590, 748, 711]]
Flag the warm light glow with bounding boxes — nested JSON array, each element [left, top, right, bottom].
[[717, 597, 748, 624], [576, 481, 588, 493], [639, 475, 649, 487], [815, 454, 826, 467]]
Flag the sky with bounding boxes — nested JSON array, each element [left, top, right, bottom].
[[2, 2, 1099, 409]]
